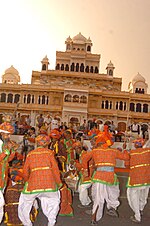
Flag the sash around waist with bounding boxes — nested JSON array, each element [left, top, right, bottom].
[[96, 166, 114, 172]]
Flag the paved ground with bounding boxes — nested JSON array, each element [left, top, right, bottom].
[[1, 190, 149, 226], [31, 194, 150, 226]]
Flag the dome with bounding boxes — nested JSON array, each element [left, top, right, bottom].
[[107, 60, 114, 68], [132, 72, 145, 83], [72, 32, 87, 43], [42, 55, 49, 61], [5, 65, 19, 75], [66, 36, 72, 42]]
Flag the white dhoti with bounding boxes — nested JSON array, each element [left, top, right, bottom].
[[92, 183, 120, 221], [0, 190, 4, 223], [78, 183, 92, 206], [127, 186, 150, 222], [18, 191, 60, 226]]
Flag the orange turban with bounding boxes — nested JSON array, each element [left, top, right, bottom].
[[35, 134, 50, 147], [95, 125, 113, 148], [49, 129, 60, 139], [39, 126, 47, 135], [0, 122, 14, 134], [72, 141, 82, 149], [133, 138, 144, 148]]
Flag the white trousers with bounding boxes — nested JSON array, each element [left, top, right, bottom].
[[127, 186, 150, 221], [78, 183, 92, 206], [0, 190, 4, 223], [92, 183, 120, 221], [18, 191, 60, 226]]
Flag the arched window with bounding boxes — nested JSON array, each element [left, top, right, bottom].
[[32, 95, 34, 104], [77, 48, 80, 51], [142, 88, 144, 94], [14, 94, 20, 103], [80, 95, 87, 103], [80, 63, 84, 72], [1, 93, 6, 102], [105, 100, 109, 109], [102, 101, 104, 109], [7, 93, 13, 103], [95, 67, 99, 73], [90, 66, 93, 73], [66, 44, 70, 50], [42, 95, 45, 104], [56, 64, 60, 70], [65, 64, 69, 71], [73, 95, 79, 103], [130, 103, 135, 111], [119, 101, 123, 110], [24, 95, 26, 103], [136, 103, 141, 112], [27, 94, 31, 104], [110, 101, 112, 109], [76, 63, 79, 72], [61, 64, 64, 70], [116, 102, 118, 110], [71, 63, 75, 71], [38, 96, 41, 104], [143, 104, 148, 113], [124, 102, 126, 111], [85, 66, 89, 73], [109, 70, 113, 76], [87, 46, 91, 52], [42, 64, 46, 70], [64, 94, 71, 102], [46, 96, 49, 105]]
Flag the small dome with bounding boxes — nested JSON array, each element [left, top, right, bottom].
[[5, 65, 19, 75], [132, 72, 145, 83], [72, 32, 87, 43], [107, 61, 114, 67], [66, 36, 72, 42], [42, 55, 49, 61]]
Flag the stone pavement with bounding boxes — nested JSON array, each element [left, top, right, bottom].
[[0, 190, 149, 226]]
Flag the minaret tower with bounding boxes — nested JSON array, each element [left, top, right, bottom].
[[41, 55, 49, 72], [106, 61, 115, 76]]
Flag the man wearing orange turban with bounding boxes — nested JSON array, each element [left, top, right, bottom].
[[82, 125, 129, 225], [18, 134, 62, 226]]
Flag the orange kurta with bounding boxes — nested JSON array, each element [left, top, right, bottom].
[[82, 147, 129, 185], [22, 147, 62, 194], [127, 148, 150, 187]]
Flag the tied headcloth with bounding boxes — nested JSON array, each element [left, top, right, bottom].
[[49, 129, 60, 139], [72, 141, 82, 149], [0, 122, 14, 134], [10, 168, 23, 183], [39, 126, 47, 135], [133, 138, 144, 148], [63, 129, 72, 137], [95, 125, 113, 148], [36, 134, 50, 147], [88, 128, 99, 139]]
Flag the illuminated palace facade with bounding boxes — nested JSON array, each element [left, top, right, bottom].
[[0, 32, 150, 131]]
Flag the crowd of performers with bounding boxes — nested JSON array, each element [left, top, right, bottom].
[[0, 121, 149, 226]]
